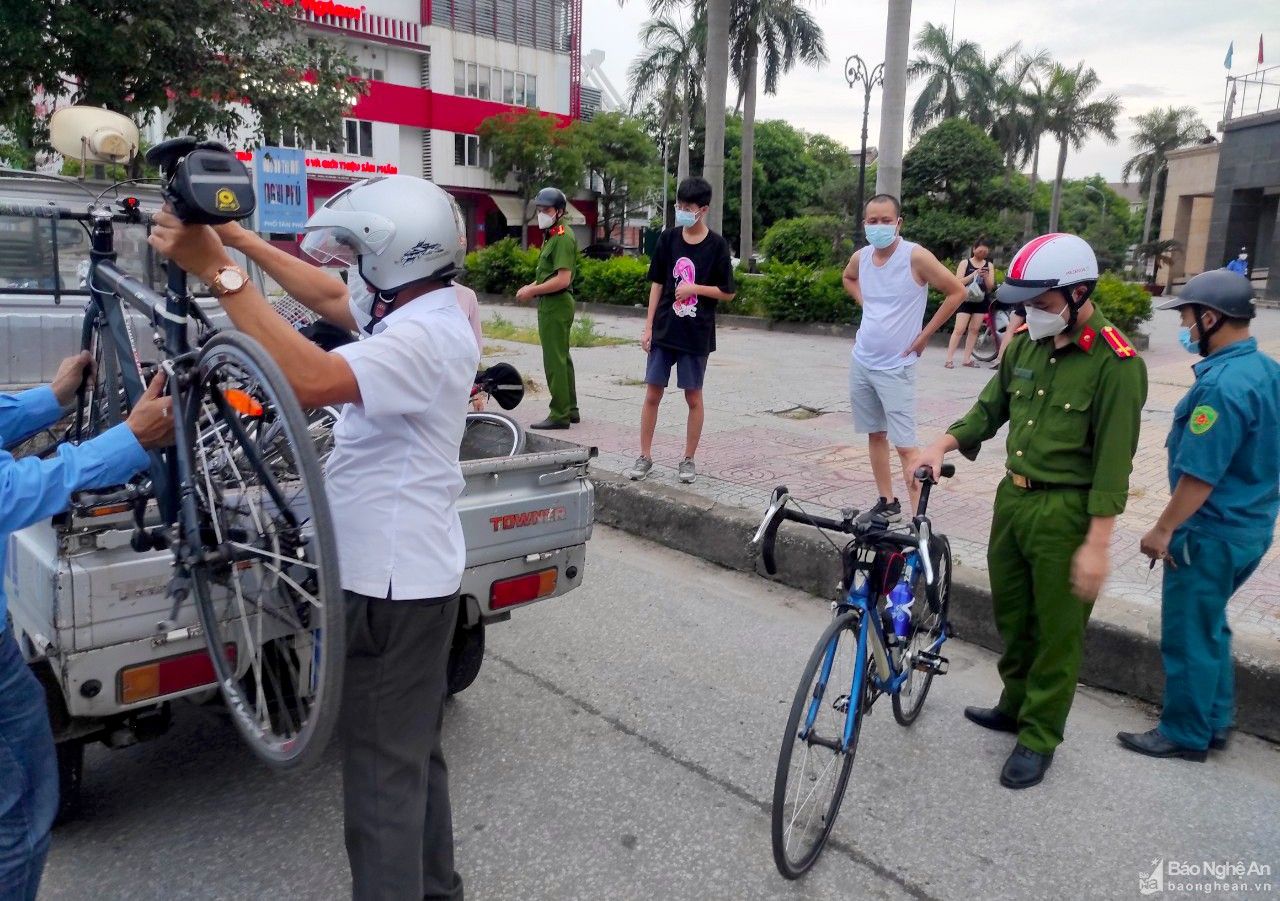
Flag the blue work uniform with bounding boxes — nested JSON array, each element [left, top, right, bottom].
[[1160, 338, 1280, 750], [0, 386, 149, 900]]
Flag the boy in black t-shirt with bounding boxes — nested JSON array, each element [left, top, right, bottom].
[[627, 177, 736, 484]]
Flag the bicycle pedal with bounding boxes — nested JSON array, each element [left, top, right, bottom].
[[914, 652, 949, 676]]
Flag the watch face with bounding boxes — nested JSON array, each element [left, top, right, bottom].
[[220, 268, 247, 291]]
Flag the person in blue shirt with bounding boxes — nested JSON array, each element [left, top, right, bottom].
[[0, 353, 172, 901], [1118, 270, 1279, 761], [1224, 248, 1249, 277]]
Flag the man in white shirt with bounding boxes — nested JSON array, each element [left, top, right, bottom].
[[151, 175, 477, 901], [842, 194, 967, 516]]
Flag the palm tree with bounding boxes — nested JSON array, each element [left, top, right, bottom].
[[906, 21, 983, 137], [1019, 66, 1054, 239], [729, 0, 826, 260], [1122, 105, 1205, 246], [627, 13, 705, 187], [1045, 62, 1120, 232], [986, 48, 1049, 179], [876, 0, 912, 198], [623, 0, 732, 230]]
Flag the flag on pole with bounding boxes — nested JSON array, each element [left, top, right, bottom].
[[1224, 40, 1234, 69], [1260, 34, 1266, 65]]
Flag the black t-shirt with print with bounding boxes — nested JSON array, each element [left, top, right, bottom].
[[647, 226, 736, 355]]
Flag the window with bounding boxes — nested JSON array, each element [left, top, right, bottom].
[[343, 119, 373, 157], [359, 66, 385, 82], [453, 133, 488, 168], [454, 59, 536, 107]]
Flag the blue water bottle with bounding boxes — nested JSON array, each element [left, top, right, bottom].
[[888, 570, 914, 640]]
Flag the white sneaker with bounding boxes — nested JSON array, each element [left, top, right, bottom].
[[678, 457, 696, 484], [627, 456, 654, 481]]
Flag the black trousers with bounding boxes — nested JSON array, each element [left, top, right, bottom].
[[340, 591, 463, 901]]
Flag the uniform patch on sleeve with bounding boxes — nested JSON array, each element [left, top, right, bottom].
[[1189, 405, 1218, 435]]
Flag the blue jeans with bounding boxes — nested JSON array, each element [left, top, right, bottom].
[[0, 626, 57, 900]]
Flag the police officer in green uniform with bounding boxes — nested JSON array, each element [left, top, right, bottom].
[[1117, 270, 1279, 760], [916, 233, 1148, 789], [517, 186, 579, 429]]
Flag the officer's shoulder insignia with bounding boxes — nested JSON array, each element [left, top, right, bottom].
[[1013, 323, 1029, 335], [1189, 405, 1218, 435], [1100, 325, 1137, 359]]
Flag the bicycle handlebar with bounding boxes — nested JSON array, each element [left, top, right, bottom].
[[0, 198, 146, 225]]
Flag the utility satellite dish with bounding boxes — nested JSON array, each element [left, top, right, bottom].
[[49, 106, 140, 166]]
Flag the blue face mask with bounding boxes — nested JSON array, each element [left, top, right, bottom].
[[675, 208, 699, 228], [1178, 326, 1200, 355], [865, 224, 898, 249]]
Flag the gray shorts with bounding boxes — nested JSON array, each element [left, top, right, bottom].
[[849, 358, 918, 448]]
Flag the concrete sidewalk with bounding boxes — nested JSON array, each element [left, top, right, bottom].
[[483, 300, 1280, 677]]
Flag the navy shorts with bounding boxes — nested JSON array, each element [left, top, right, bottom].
[[645, 345, 709, 390]]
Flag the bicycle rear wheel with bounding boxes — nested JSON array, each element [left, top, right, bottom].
[[184, 332, 343, 769], [772, 609, 868, 879], [892, 536, 952, 726], [971, 319, 999, 362]]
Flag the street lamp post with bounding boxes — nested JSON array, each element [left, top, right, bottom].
[[845, 55, 885, 245]]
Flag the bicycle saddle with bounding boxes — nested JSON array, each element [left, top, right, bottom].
[[146, 136, 255, 225]]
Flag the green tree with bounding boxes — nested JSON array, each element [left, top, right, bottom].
[[478, 109, 583, 249], [0, 0, 363, 164], [900, 119, 1028, 259], [906, 21, 983, 137], [627, 11, 705, 188], [1122, 105, 1205, 246], [728, 0, 826, 261], [577, 111, 662, 241], [1045, 62, 1121, 232], [723, 116, 830, 250]]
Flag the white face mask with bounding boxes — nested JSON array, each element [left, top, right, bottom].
[[1024, 304, 1069, 341], [537, 212, 556, 230]]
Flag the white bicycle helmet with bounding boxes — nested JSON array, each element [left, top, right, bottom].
[[996, 232, 1098, 307], [301, 175, 466, 295]]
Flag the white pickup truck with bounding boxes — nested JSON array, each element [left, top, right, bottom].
[[1, 175, 596, 820]]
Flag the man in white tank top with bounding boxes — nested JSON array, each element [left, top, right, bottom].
[[841, 195, 967, 515]]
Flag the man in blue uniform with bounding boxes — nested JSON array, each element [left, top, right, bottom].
[[0, 354, 172, 899], [1118, 269, 1279, 760]]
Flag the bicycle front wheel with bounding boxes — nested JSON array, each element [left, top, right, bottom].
[[971, 320, 999, 362], [184, 332, 344, 769], [461, 411, 526, 460], [772, 609, 868, 879]]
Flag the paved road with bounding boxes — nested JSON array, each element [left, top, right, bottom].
[[482, 301, 1280, 648], [42, 528, 1279, 900]]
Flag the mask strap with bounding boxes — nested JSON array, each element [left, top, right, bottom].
[[1193, 306, 1222, 357]]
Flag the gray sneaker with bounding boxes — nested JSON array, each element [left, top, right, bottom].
[[678, 457, 696, 484], [627, 455, 654, 481]]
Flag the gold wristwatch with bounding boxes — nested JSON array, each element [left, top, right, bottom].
[[209, 265, 250, 298]]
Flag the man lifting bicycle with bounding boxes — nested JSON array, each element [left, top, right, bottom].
[[151, 174, 478, 901]]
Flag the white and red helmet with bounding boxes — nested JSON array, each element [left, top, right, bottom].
[[996, 233, 1099, 307]]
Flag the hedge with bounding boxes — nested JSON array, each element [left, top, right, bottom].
[[1091, 272, 1153, 334], [759, 216, 854, 268], [462, 239, 651, 306]]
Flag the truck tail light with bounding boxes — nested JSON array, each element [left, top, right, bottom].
[[118, 645, 236, 705], [489, 568, 558, 610]]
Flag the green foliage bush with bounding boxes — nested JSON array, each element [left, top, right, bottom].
[[462, 238, 538, 295], [753, 262, 856, 324], [577, 256, 651, 305], [759, 216, 854, 267], [1091, 272, 1153, 333]]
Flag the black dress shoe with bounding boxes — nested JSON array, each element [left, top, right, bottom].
[[1210, 728, 1231, 751], [569, 412, 581, 424], [1000, 743, 1053, 789], [529, 417, 571, 430], [964, 705, 1019, 733], [1116, 728, 1207, 761]]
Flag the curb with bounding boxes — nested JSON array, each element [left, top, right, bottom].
[[476, 292, 1152, 351], [589, 469, 1279, 744]]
